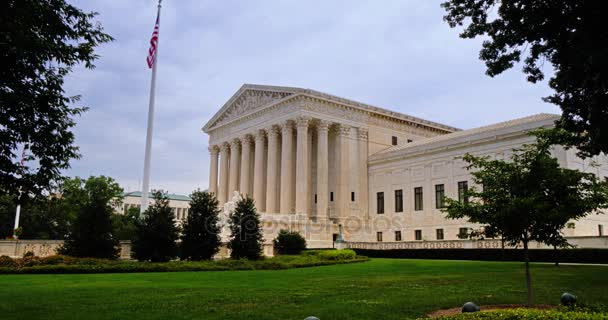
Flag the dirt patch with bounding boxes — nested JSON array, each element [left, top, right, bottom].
[[427, 304, 556, 318]]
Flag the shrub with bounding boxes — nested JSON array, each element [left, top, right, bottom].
[[228, 197, 263, 260], [180, 190, 221, 261], [273, 229, 307, 255], [435, 308, 608, 320], [0, 251, 367, 274], [131, 191, 180, 262], [318, 249, 357, 261], [0, 256, 16, 268]]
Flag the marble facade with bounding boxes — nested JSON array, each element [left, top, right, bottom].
[[203, 84, 608, 248]]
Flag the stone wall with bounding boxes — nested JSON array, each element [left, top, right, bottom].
[[0, 240, 275, 259], [346, 236, 608, 250]]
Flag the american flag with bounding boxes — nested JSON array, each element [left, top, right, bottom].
[[146, 12, 160, 69]]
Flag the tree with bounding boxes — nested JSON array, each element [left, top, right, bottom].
[[131, 191, 179, 262], [442, 0, 608, 157], [180, 190, 221, 261], [111, 206, 139, 241], [0, 1, 113, 199], [273, 229, 307, 255], [58, 176, 123, 259], [442, 139, 608, 305], [228, 197, 264, 260]]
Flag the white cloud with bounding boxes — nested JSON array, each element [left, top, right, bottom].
[[63, 0, 559, 195]]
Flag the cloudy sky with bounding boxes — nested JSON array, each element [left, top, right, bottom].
[[64, 0, 559, 195]]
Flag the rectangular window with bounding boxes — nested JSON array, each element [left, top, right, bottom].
[[377, 232, 383, 242], [407, 139, 413, 143], [392, 136, 398, 146], [314, 194, 317, 204], [458, 181, 469, 203], [414, 187, 423, 211], [394, 189, 403, 213], [435, 184, 445, 209], [377, 192, 385, 214], [415, 230, 422, 241], [330, 192, 334, 202], [395, 231, 402, 241], [458, 227, 469, 239], [351, 192, 355, 202], [436, 229, 444, 240], [600, 225, 604, 237]]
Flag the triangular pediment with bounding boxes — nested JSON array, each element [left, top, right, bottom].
[[203, 84, 297, 131]]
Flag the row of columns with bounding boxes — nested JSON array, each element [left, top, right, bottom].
[[208, 117, 368, 218]]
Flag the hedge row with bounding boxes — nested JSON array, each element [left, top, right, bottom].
[[0, 250, 368, 274], [433, 308, 608, 320], [353, 248, 608, 263]]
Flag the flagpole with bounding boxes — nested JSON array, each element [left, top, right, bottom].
[[13, 146, 27, 238], [140, 0, 162, 215]]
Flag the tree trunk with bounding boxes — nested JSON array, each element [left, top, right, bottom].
[[523, 239, 532, 306], [554, 245, 559, 267]]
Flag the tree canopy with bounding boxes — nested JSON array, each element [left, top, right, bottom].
[[0, 0, 113, 198], [58, 176, 123, 259], [443, 139, 608, 304], [442, 0, 608, 157]]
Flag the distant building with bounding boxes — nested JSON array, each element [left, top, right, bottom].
[[120, 191, 192, 222]]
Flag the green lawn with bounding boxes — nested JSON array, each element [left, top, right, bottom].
[[0, 259, 606, 320]]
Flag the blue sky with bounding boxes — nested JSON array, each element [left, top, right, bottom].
[[64, 0, 558, 195]]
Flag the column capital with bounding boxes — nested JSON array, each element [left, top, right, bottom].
[[267, 125, 281, 136], [255, 129, 267, 141], [280, 120, 295, 133], [229, 138, 240, 149], [295, 116, 312, 128], [240, 134, 253, 145], [220, 142, 230, 152], [208, 145, 220, 154], [317, 120, 331, 132], [357, 127, 369, 140], [336, 124, 351, 137]]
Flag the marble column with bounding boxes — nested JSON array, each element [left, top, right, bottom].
[[218, 143, 230, 204], [280, 120, 295, 214], [253, 130, 266, 211], [295, 117, 311, 215], [357, 128, 369, 219], [335, 124, 351, 218], [239, 135, 253, 196], [208, 145, 219, 197], [265, 126, 280, 213], [316, 120, 330, 219], [228, 138, 240, 196]]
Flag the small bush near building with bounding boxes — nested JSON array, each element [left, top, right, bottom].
[[273, 229, 307, 255], [131, 191, 180, 262]]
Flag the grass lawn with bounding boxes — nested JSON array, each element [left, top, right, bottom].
[[0, 259, 606, 320]]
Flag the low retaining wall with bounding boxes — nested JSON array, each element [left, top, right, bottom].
[[346, 236, 608, 250], [0, 240, 274, 259]]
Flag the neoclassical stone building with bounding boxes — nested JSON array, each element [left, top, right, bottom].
[[204, 84, 608, 248]]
